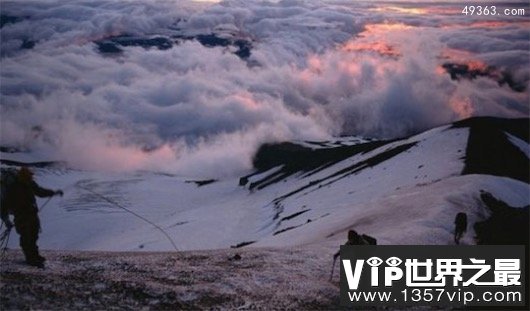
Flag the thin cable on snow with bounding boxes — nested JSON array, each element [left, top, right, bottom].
[[77, 184, 179, 251]]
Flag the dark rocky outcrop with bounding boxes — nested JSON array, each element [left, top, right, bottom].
[[0, 159, 62, 168], [453, 117, 530, 183], [96, 35, 173, 54], [94, 33, 252, 60], [442, 63, 526, 92], [475, 191, 529, 246], [248, 140, 389, 190]]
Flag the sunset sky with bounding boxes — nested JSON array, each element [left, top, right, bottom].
[[0, 0, 528, 175]]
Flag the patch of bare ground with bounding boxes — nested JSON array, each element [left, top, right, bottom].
[[1, 247, 448, 310]]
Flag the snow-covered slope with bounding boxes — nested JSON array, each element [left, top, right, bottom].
[[0, 117, 528, 252]]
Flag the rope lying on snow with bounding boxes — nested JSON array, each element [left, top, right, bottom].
[[77, 184, 179, 252], [0, 223, 11, 260], [39, 197, 53, 212]]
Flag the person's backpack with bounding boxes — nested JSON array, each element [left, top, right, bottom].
[[0, 168, 18, 211], [361, 234, 377, 245], [455, 212, 467, 233]]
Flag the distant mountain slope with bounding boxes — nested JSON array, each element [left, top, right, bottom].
[[248, 117, 529, 191]]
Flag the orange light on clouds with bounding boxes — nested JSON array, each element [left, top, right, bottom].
[[469, 21, 511, 28], [296, 21, 418, 87], [362, 23, 414, 35], [342, 41, 401, 58], [307, 55, 323, 74], [440, 48, 475, 61], [338, 22, 415, 58], [467, 61, 489, 72], [427, 7, 461, 15], [440, 48, 488, 71], [441, 20, 530, 30], [232, 92, 260, 110], [370, 6, 426, 15], [448, 95, 474, 119], [469, 21, 530, 28], [435, 65, 447, 76], [371, 5, 460, 15]]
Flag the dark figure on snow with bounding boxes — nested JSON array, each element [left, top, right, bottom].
[[1, 167, 63, 267], [454, 212, 467, 244], [333, 229, 377, 260], [330, 230, 376, 280]]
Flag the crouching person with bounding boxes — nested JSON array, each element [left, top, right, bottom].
[[330, 229, 376, 280], [333, 229, 377, 261]]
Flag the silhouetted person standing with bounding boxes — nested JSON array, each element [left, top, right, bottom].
[[454, 212, 467, 244], [1, 167, 63, 267]]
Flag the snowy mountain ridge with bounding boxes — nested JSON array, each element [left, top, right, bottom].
[[0, 117, 528, 252]]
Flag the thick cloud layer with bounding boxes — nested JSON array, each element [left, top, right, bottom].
[[1, 0, 528, 175]]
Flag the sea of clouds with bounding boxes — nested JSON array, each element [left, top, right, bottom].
[[0, 0, 528, 176]]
